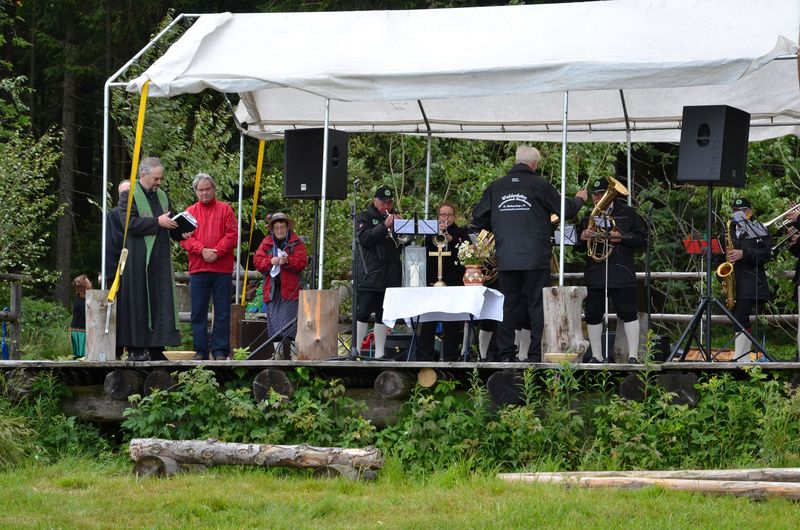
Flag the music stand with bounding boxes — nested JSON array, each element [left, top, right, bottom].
[[667, 184, 770, 361]]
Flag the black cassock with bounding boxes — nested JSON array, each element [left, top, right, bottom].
[[116, 187, 181, 349]]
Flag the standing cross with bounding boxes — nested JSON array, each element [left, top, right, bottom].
[[429, 240, 451, 287]]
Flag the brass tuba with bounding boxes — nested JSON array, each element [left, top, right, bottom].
[[586, 176, 628, 262], [716, 220, 736, 309], [476, 229, 498, 284]]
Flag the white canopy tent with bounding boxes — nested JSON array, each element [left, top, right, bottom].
[[106, 0, 800, 290]]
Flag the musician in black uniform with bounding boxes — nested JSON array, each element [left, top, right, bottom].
[[471, 145, 587, 362], [724, 198, 773, 359], [576, 178, 647, 363], [417, 201, 471, 361], [354, 185, 404, 359]]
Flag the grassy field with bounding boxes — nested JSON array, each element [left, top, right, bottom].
[[1, 458, 798, 529]]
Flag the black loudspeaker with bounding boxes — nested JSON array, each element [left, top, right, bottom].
[[284, 128, 348, 199], [676, 105, 750, 187]]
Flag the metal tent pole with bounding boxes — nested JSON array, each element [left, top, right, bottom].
[[317, 99, 331, 290], [558, 91, 569, 287], [236, 132, 244, 300]]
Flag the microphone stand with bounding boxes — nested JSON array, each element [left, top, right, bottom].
[[350, 179, 361, 358]]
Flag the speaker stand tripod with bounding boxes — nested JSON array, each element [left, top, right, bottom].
[[667, 184, 771, 362]]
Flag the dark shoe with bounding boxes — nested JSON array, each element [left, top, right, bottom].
[[627, 356, 640, 364], [212, 353, 228, 361], [127, 350, 150, 362], [586, 356, 604, 364], [191, 353, 208, 361], [523, 356, 541, 363], [148, 349, 168, 361]]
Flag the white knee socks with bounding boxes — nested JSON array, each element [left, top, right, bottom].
[[588, 323, 604, 361], [624, 320, 640, 361], [734, 332, 751, 360], [478, 330, 493, 360], [517, 329, 531, 360], [355, 321, 369, 356], [373, 323, 389, 359]]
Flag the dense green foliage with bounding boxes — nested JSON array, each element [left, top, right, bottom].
[[0, 372, 110, 466]]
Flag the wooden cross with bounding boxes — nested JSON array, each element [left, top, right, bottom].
[[429, 240, 451, 287]]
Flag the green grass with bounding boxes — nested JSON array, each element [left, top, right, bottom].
[[0, 457, 798, 529]]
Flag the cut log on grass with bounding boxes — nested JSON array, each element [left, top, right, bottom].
[[542, 286, 589, 356], [374, 370, 414, 399], [498, 473, 800, 500], [143, 369, 175, 395], [487, 370, 524, 405], [252, 368, 295, 402], [129, 438, 384, 472], [104, 369, 144, 401], [500, 468, 800, 482], [134, 455, 183, 477], [312, 464, 378, 481]]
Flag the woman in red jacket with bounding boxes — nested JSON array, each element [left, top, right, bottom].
[[253, 212, 308, 352]]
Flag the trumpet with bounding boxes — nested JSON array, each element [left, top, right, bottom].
[[763, 203, 800, 228], [433, 224, 448, 250], [385, 210, 411, 247]]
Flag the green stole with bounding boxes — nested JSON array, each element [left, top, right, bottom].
[[133, 185, 178, 330]]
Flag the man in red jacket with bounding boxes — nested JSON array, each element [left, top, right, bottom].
[[180, 173, 238, 360]]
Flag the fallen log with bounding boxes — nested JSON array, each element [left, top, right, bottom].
[[313, 464, 378, 481], [500, 468, 800, 482], [134, 455, 183, 477], [374, 370, 414, 399], [498, 473, 800, 500], [129, 438, 384, 473]]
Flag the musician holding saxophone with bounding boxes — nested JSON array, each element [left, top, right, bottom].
[[576, 177, 647, 363], [354, 185, 406, 359], [721, 198, 773, 359]]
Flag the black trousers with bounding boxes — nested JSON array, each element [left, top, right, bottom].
[[497, 268, 550, 360], [418, 321, 463, 361], [731, 298, 766, 334], [584, 287, 638, 325]]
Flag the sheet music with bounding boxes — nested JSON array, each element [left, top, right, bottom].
[[553, 224, 578, 246]]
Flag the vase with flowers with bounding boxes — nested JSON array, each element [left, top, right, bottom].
[[456, 239, 492, 286]]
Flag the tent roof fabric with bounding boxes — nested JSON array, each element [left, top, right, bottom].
[[127, 0, 800, 142]]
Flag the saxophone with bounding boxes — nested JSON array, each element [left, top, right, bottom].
[[716, 220, 735, 309]]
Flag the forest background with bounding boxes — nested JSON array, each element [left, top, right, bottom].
[[1, 0, 799, 351]]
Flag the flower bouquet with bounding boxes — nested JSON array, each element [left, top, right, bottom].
[[456, 238, 492, 285]]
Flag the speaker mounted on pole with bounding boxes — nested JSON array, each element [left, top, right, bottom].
[[676, 105, 750, 188], [284, 128, 348, 199]]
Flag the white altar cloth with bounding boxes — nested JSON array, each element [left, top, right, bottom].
[[382, 286, 504, 328]]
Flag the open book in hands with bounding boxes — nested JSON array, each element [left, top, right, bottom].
[[171, 211, 198, 235]]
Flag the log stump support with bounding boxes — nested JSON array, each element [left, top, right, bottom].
[[295, 290, 340, 360], [253, 369, 295, 402], [143, 369, 175, 395], [104, 369, 144, 401], [542, 286, 589, 356], [85, 289, 116, 362], [374, 370, 414, 399]]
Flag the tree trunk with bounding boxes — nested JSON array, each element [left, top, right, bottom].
[[144, 369, 175, 395], [541, 286, 588, 358], [129, 438, 384, 471], [85, 290, 116, 361], [104, 369, 144, 401], [498, 473, 800, 500], [252, 369, 295, 402], [54, 18, 78, 307], [502, 468, 800, 482], [295, 290, 339, 360], [61, 385, 131, 422], [133, 455, 184, 478], [374, 370, 414, 399], [487, 370, 524, 405]]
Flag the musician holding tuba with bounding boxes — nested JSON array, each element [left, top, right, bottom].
[[417, 201, 471, 362], [576, 177, 647, 363], [470, 145, 587, 362], [720, 198, 773, 360], [354, 185, 406, 359]]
